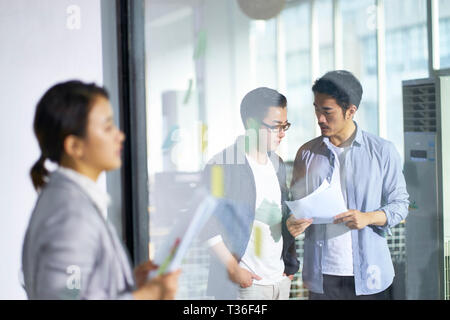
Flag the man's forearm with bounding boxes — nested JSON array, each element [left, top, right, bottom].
[[210, 241, 253, 286], [367, 210, 387, 226], [210, 240, 239, 274]]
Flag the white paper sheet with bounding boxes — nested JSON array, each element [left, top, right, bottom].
[[285, 178, 348, 224], [149, 196, 218, 278]]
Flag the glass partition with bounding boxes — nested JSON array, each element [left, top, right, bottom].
[[142, 0, 447, 300]]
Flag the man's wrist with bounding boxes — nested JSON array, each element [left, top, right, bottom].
[[226, 259, 239, 279], [367, 210, 387, 226]]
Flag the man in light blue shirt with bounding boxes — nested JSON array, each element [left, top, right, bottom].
[[288, 70, 409, 299]]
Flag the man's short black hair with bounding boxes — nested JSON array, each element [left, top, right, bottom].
[[312, 79, 351, 112], [312, 70, 363, 113], [240, 87, 287, 128]]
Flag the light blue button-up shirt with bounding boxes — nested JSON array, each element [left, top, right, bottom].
[[290, 122, 409, 295]]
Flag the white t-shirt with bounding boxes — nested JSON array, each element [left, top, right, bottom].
[[322, 143, 354, 276], [238, 154, 285, 285]]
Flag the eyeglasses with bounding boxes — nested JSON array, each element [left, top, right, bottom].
[[260, 121, 291, 133]]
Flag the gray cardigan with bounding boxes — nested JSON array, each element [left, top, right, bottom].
[[202, 137, 299, 299], [22, 171, 135, 300]]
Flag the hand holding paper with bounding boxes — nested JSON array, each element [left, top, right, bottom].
[[286, 214, 313, 237], [134, 260, 159, 289], [285, 178, 348, 225], [333, 209, 387, 230]]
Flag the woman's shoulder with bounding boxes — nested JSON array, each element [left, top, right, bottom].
[[31, 172, 101, 227]]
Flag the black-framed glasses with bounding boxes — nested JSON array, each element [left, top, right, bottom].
[[260, 121, 291, 133]]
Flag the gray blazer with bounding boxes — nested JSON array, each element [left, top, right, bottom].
[[22, 171, 135, 299]]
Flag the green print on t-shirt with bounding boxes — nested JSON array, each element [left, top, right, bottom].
[[254, 199, 282, 242]]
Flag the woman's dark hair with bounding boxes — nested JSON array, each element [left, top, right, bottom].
[[240, 87, 287, 128], [312, 79, 351, 115], [30, 80, 109, 191]]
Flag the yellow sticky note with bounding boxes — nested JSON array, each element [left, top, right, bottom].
[[211, 165, 224, 198], [201, 123, 208, 154], [254, 226, 262, 257]]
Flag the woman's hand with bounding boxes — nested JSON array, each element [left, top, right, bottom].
[[134, 260, 158, 289], [133, 266, 181, 300]]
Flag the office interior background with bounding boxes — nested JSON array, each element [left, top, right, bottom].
[[1, 0, 450, 300]]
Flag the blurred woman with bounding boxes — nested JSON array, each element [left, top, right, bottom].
[[22, 80, 179, 299]]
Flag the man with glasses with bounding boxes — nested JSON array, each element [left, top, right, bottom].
[[288, 70, 409, 300], [202, 87, 300, 300]]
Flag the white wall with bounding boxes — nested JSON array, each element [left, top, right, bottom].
[[0, 0, 104, 299]]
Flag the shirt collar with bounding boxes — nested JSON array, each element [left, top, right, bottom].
[[56, 166, 110, 219], [321, 121, 364, 148], [352, 121, 364, 146]]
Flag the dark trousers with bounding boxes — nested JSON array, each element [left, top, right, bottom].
[[309, 275, 390, 300]]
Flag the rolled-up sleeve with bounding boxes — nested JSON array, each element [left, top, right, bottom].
[[376, 142, 410, 235]]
